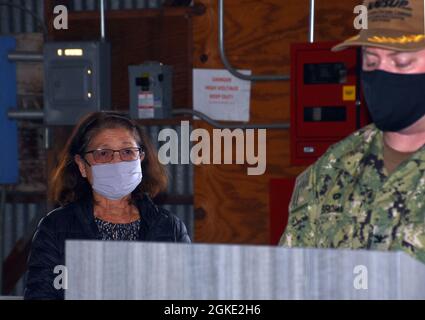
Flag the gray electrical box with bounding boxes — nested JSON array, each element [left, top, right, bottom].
[[129, 62, 172, 119], [44, 41, 111, 125]]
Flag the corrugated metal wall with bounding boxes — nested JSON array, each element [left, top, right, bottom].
[[145, 124, 194, 238], [0, 0, 44, 34], [0, 0, 45, 297], [0, 0, 175, 34], [1, 0, 194, 296], [71, 0, 166, 10], [1, 202, 46, 296]]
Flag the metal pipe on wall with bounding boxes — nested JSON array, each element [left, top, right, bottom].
[[7, 109, 290, 130], [172, 109, 290, 130], [309, 0, 315, 43], [7, 109, 44, 121], [7, 51, 43, 62], [100, 0, 106, 41], [218, 0, 317, 81], [218, 0, 290, 82]]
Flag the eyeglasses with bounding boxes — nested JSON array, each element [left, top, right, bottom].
[[84, 147, 144, 164]]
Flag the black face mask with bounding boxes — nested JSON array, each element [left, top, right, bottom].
[[361, 70, 425, 132]]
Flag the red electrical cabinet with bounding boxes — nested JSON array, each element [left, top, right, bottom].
[[290, 42, 371, 166]]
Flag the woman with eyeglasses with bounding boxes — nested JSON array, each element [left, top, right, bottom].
[[24, 111, 191, 300]]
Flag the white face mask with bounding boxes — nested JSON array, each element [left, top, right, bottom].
[[91, 159, 142, 200]]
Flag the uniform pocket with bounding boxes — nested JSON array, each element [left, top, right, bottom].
[[316, 211, 355, 248]]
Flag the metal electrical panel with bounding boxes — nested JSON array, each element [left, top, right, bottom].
[[129, 62, 172, 119], [44, 41, 111, 125], [0, 36, 18, 184]]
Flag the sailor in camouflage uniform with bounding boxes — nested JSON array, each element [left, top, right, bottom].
[[280, 0, 425, 264]]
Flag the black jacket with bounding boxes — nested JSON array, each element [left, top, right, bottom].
[[24, 194, 191, 300]]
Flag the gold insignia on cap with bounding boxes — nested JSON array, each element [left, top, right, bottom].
[[368, 34, 425, 44], [347, 35, 361, 41]]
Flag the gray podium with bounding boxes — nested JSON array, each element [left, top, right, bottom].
[[65, 241, 425, 300]]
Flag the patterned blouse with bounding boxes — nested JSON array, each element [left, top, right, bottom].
[[95, 217, 141, 241]]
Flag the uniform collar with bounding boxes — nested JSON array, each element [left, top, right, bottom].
[[331, 124, 425, 173]]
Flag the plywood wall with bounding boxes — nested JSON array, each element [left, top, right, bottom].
[[192, 0, 361, 244]]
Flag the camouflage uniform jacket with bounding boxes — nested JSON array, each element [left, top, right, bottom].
[[279, 123, 425, 264]]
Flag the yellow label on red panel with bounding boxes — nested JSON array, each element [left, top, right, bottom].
[[343, 85, 356, 101]]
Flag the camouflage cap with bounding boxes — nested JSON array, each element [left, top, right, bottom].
[[332, 0, 425, 51]]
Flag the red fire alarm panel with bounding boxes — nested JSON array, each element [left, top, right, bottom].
[[290, 42, 371, 166]]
